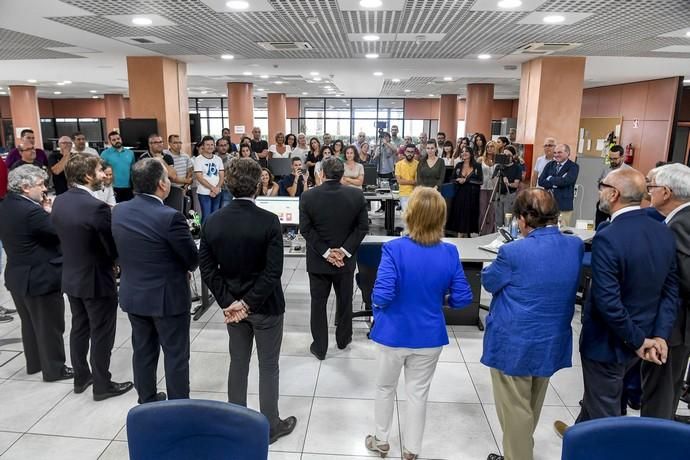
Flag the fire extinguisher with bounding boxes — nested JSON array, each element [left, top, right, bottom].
[[624, 143, 634, 165]]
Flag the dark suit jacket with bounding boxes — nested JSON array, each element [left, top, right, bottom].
[[668, 205, 690, 346], [51, 187, 118, 298], [538, 159, 579, 211], [0, 193, 62, 296], [111, 194, 199, 316], [199, 199, 284, 315], [580, 209, 679, 363], [299, 180, 369, 274]]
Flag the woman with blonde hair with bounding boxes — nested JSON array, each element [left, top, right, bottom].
[[365, 187, 473, 460], [478, 140, 498, 234]]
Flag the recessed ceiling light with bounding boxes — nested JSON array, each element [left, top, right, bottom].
[[226, 0, 249, 10], [360, 0, 382, 8], [310, 71, 320, 76], [92, 95, 99, 99], [365, 53, 379, 59], [63, 80, 72, 84], [131, 17, 153, 26], [684, 79, 690, 83], [302, 92, 308, 95], [242, 71, 253, 76], [443, 76, 453, 81], [57, 82, 65, 86], [200, 90, 208, 94], [313, 76, 322, 81], [53, 91, 62, 95], [27, 79, 37, 83], [404, 89, 411, 93], [274, 81, 283, 85], [221, 54, 234, 60], [686, 31, 690, 37], [323, 86, 332, 89], [478, 54, 492, 60], [363, 34, 380, 41], [259, 75, 269, 79], [373, 71, 383, 76], [428, 94, 435, 97], [392, 78, 401, 83], [497, 0, 522, 8], [89, 90, 97, 93], [543, 15, 565, 23]]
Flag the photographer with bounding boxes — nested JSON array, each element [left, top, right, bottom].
[[494, 145, 522, 228], [372, 131, 396, 180], [280, 157, 308, 197]]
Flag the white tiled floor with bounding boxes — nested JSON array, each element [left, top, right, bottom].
[[1, 253, 685, 460]]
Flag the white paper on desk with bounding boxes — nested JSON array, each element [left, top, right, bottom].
[[479, 237, 505, 254], [596, 139, 605, 151]]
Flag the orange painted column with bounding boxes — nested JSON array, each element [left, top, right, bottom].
[[516, 56, 586, 162], [9, 85, 42, 147], [438, 95, 458, 145], [103, 94, 126, 135], [227, 82, 254, 144], [126, 56, 191, 153], [465, 84, 494, 137], [267, 93, 287, 143]]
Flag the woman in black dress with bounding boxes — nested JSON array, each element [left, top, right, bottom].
[[447, 145, 483, 237]]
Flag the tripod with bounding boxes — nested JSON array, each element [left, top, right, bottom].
[[480, 163, 505, 233]]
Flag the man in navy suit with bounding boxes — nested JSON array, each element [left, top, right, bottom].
[[554, 168, 679, 436], [538, 143, 579, 227], [112, 158, 199, 404]]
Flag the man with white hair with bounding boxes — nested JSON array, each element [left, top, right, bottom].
[[48, 136, 75, 195], [642, 163, 690, 422]]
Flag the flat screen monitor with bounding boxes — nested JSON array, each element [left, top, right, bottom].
[[118, 118, 158, 150], [255, 197, 300, 226], [268, 158, 293, 177], [363, 164, 378, 186]]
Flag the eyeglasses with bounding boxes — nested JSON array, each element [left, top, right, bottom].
[[598, 181, 618, 192], [647, 184, 671, 193], [543, 144, 555, 147], [150, 140, 164, 144]]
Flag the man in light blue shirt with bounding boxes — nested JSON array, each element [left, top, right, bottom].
[[100, 131, 135, 202]]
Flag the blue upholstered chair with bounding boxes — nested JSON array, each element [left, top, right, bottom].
[[562, 417, 690, 460], [127, 399, 269, 460], [353, 241, 384, 325]]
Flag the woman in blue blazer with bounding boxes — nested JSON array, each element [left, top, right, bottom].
[[481, 188, 583, 460], [365, 187, 473, 460]]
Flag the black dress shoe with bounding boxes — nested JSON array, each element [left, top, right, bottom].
[[74, 376, 94, 394], [0, 315, 14, 323], [337, 338, 352, 350], [627, 399, 641, 411], [44, 366, 74, 382], [487, 454, 504, 460], [140, 392, 167, 404], [269, 416, 297, 444], [309, 344, 325, 361], [93, 381, 134, 402], [0, 306, 17, 315]]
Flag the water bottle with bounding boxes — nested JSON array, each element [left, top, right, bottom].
[[510, 215, 519, 239]]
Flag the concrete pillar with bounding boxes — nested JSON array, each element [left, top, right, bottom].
[[465, 84, 494, 137], [9, 85, 41, 147], [103, 94, 126, 135], [227, 82, 254, 144], [267, 93, 287, 144], [438, 94, 458, 146]]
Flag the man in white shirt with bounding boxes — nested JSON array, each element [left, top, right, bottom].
[[532, 137, 556, 187], [193, 136, 225, 223], [71, 132, 99, 156]]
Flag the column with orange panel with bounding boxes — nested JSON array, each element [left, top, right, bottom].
[[267, 93, 287, 145], [103, 94, 126, 135], [227, 83, 254, 145], [465, 84, 494, 138], [9, 85, 42, 148], [438, 94, 458, 147], [126, 56, 191, 153]]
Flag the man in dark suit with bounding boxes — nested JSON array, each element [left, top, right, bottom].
[[112, 158, 199, 404], [0, 165, 72, 381], [641, 163, 690, 421], [554, 168, 679, 436], [51, 154, 133, 401], [538, 143, 580, 227], [199, 158, 296, 444], [299, 157, 369, 360]]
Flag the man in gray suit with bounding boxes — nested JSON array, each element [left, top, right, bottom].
[[642, 163, 690, 421]]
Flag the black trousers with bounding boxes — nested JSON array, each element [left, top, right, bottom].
[[113, 187, 133, 203], [640, 344, 690, 419], [227, 313, 283, 429], [576, 356, 639, 423], [128, 312, 191, 403], [594, 202, 609, 229], [10, 290, 66, 379], [67, 294, 118, 393], [309, 271, 354, 356]]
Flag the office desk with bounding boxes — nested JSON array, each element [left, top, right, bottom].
[[364, 193, 398, 235]]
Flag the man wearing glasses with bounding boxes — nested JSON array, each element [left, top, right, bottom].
[[595, 145, 631, 227], [138, 134, 178, 183], [538, 143, 579, 227], [4, 129, 48, 170], [48, 136, 75, 195], [531, 137, 557, 187]]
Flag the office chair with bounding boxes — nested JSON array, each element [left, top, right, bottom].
[[353, 242, 384, 332]]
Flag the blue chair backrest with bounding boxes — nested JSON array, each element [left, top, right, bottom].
[[440, 183, 456, 199], [358, 241, 384, 269], [127, 399, 270, 460], [562, 417, 690, 460]]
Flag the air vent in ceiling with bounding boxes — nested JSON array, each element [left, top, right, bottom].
[[257, 41, 313, 51], [512, 42, 581, 55], [114, 36, 170, 45]]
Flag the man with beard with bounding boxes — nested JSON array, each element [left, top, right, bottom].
[[100, 131, 135, 202], [395, 144, 419, 213]]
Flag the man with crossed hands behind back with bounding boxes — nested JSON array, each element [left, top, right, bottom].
[[300, 157, 369, 360], [554, 168, 679, 436]]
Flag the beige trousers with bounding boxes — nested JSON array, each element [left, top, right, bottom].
[[490, 368, 550, 460]]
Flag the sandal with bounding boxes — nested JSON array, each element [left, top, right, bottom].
[[365, 435, 390, 458], [403, 448, 418, 460]]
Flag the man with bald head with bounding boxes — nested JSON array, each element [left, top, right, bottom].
[[532, 137, 556, 187], [48, 136, 75, 195], [555, 168, 679, 434], [538, 143, 579, 226]]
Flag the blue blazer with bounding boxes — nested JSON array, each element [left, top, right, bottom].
[[112, 195, 199, 317], [580, 209, 679, 363], [370, 236, 473, 348], [538, 159, 579, 212], [481, 227, 584, 377]]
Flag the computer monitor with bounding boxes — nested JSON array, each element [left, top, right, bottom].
[[268, 158, 293, 177], [363, 164, 378, 186], [255, 196, 300, 226]]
